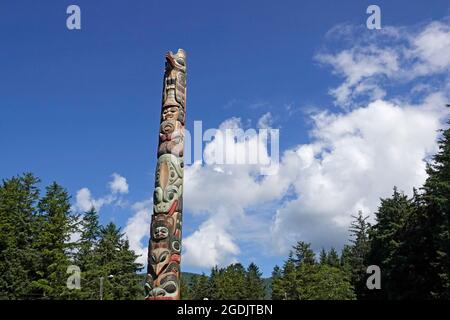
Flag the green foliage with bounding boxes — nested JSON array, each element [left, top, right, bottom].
[[0, 173, 40, 299], [270, 265, 284, 300], [347, 211, 371, 299], [245, 263, 266, 300], [3, 113, 450, 300], [187, 263, 267, 300], [0, 174, 143, 300], [189, 273, 210, 300], [273, 241, 356, 300]]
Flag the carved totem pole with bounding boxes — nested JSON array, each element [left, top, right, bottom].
[[145, 49, 186, 300]]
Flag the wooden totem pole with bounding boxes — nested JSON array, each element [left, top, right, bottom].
[[145, 49, 186, 300]]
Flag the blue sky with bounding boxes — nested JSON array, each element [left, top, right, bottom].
[[1, 0, 450, 276]]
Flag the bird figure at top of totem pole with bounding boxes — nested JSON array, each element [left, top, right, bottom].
[[145, 49, 186, 300]]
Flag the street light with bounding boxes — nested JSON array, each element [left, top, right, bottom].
[[99, 275, 114, 300]]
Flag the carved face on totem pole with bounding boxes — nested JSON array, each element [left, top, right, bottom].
[[153, 154, 183, 214], [145, 49, 186, 300]]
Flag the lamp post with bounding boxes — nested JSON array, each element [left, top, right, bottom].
[[99, 274, 114, 300]]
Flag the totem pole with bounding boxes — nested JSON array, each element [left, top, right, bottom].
[[145, 49, 186, 300]]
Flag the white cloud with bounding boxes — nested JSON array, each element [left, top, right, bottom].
[[316, 19, 450, 107], [411, 21, 450, 75], [183, 218, 240, 268], [183, 93, 447, 265], [73, 173, 129, 213], [257, 112, 274, 129], [271, 98, 446, 253], [74, 187, 114, 212], [109, 173, 129, 194], [182, 117, 294, 267], [181, 18, 450, 265], [123, 200, 152, 266], [73, 18, 450, 270]]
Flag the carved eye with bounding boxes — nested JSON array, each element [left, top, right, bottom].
[[176, 58, 185, 66], [172, 241, 180, 252], [160, 252, 169, 263], [151, 254, 156, 264], [163, 282, 177, 294]]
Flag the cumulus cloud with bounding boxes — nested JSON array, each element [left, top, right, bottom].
[[316, 19, 450, 107], [73, 173, 129, 213], [183, 218, 240, 268], [109, 173, 129, 194], [123, 200, 152, 266], [271, 98, 446, 253], [181, 17, 450, 267], [182, 116, 293, 267], [74, 18, 450, 270]]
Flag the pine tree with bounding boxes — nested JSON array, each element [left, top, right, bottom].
[[245, 262, 265, 300], [73, 207, 101, 299], [420, 117, 450, 299], [319, 248, 327, 265], [281, 241, 355, 300], [281, 252, 297, 299], [326, 248, 340, 268], [347, 211, 371, 299], [340, 245, 353, 276], [94, 222, 143, 300], [32, 182, 77, 299], [270, 265, 284, 300], [393, 115, 450, 299], [190, 273, 210, 300], [0, 173, 40, 299], [208, 266, 219, 300], [368, 188, 415, 299], [180, 275, 192, 300], [298, 264, 355, 300], [292, 241, 316, 266]]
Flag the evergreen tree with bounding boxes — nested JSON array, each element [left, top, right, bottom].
[[74, 207, 101, 299], [393, 115, 450, 299], [319, 248, 327, 265], [280, 252, 297, 299], [326, 248, 340, 268], [368, 188, 415, 299], [296, 264, 356, 300], [292, 241, 316, 266], [94, 222, 143, 300], [190, 273, 210, 300], [347, 211, 371, 299], [32, 182, 77, 299], [281, 241, 355, 300], [420, 117, 450, 299], [208, 266, 219, 300], [339, 245, 353, 276], [270, 265, 284, 300], [180, 275, 191, 300], [0, 173, 40, 299], [245, 262, 265, 300]]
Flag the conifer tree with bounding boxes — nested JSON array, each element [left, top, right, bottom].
[[270, 265, 284, 300], [347, 211, 371, 299], [0, 173, 40, 299], [93, 222, 143, 300], [245, 262, 266, 300], [326, 248, 340, 268], [368, 188, 415, 299], [33, 182, 77, 299], [190, 273, 210, 300]]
